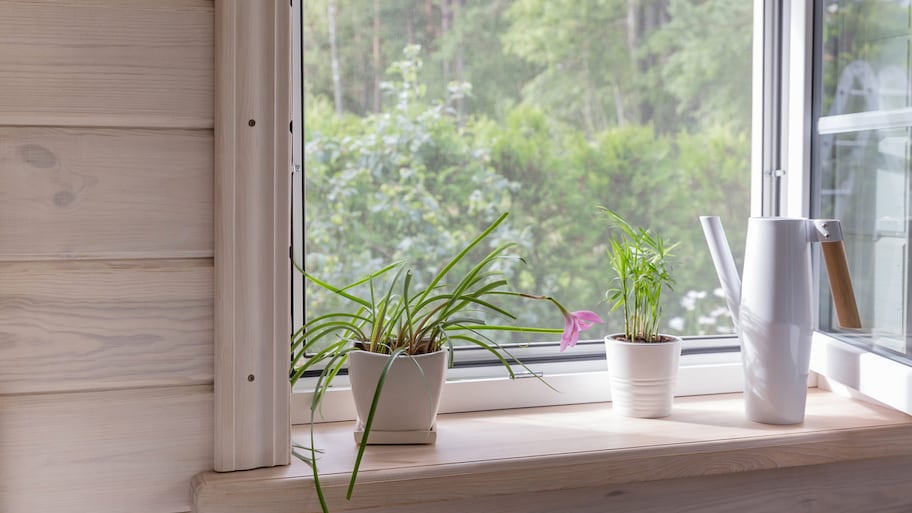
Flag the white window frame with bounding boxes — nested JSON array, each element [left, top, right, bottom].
[[778, 0, 912, 416]]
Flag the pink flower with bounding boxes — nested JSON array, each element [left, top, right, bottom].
[[560, 310, 604, 351]]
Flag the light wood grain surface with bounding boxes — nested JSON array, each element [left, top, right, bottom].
[[0, 1, 218, 511], [194, 390, 912, 513], [0, 0, 214, 129], [0, 385, 212, 513], [196, 456, 912, 513], [0, 259, 213, 394], [213, 0, 291, 472], [0, 128, 213, 260]]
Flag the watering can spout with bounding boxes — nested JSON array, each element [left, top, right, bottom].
[[699, 216, 741, 328]]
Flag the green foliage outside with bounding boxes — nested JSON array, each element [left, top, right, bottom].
[[304, 0, 753, 342]]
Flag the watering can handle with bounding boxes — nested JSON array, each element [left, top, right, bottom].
[[821, 241, 862, 329]]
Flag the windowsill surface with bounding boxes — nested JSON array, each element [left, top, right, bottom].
[[193, 389, 912, 513]]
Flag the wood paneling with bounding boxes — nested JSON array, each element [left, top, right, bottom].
[[0, 2, 218, 513], [0, 259, 213, 394], [193, 390, 912, 512], [0, 385, 212, 513], [0, 128, 213, 260], [0, 0, 213, 129]]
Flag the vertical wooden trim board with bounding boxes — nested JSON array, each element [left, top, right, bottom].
[[214, 0, 292, 471]]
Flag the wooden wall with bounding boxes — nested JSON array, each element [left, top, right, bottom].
[[0, 1, 215, 512]]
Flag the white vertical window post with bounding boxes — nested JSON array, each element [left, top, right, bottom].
[[754, 0, 812, 219], [214, 0, 292, 471]]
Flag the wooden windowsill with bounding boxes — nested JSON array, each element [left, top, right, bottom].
[[192, 389, 912, 513]]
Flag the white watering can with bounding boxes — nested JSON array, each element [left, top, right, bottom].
[[700, 216, 861, 424]]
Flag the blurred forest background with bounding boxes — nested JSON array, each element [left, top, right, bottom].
[[302, 0, 754, 340]]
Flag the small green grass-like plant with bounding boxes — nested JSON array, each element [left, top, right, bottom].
[[601, 207, 678, 343], [291, 212, 574, 513]]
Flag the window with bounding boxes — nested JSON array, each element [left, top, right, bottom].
[[815, 0, 912, 362], [291, 0, 912, 421], [292, 0, 753, 420], [299, 0, 752, 340], [807, 0, 912, 414]]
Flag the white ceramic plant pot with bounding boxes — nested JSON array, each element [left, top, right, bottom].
[[348, 349, 447, 444], [605, 334, 682, 418]]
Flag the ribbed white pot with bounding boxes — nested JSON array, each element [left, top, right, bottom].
[[348, 349, 447, 443], [605, 334, 682, 418]]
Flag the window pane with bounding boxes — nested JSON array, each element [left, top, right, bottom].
[[816, 0, 912, 361], [303, 0, 751, 349]]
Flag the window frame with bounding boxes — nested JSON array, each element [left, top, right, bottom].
[[797, 0, 912, 415], [289, 0, 761, 425]]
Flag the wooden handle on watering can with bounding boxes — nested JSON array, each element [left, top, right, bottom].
[[821, 240, 862, 329]]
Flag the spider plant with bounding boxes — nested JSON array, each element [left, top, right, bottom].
[[601, 207, 678, 343], [290, 212, 578, 513]]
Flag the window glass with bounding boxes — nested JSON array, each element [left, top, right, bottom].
[[302, 0, 751, 350], [816, 0, 912, 362]]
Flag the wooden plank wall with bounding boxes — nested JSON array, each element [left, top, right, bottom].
[[0, 1, 215, 512]]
